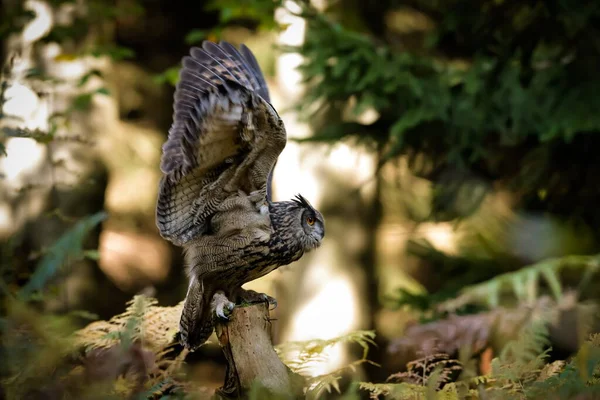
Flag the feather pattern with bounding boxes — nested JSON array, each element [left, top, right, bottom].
[[156, 41, 285, 246], [155, 41, 325, 351]]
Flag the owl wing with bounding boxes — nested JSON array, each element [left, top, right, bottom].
[[156, 41, 286, 246]]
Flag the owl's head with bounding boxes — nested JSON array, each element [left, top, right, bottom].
[[292, 194, 325, 251]]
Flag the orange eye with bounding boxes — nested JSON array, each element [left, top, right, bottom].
[[306, 216, 315, 226]]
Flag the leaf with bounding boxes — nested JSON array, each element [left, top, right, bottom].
[[184, 29, 207, 44], [90, 45, 135, 61], [153, 66, 181, 86], [438, 254, 600, 311], [540, 265, 563, 301], [95, 87, 110, 96], [18, 211, 108, 300], [385, 109, 438, 159], [71, 93, 93, 110], [77, 69, 103, 87], [135, 378, 175, 400], [492, 318, 552, 391], [359, 382, 428, 399]]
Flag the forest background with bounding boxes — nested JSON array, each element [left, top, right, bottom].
[[1, 0, 600, 399]]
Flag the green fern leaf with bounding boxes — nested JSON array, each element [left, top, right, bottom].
[[18, 211, 107, 300], [440, 254, 600, 311]]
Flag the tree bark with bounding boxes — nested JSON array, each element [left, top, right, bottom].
[[214, 303, 304, 399]]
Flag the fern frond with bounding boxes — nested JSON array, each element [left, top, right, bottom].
[[135, 377, 181, 400], [524, 334, 600, 398], [1, 301, 83, 399], [490, 317, 551, 394], [17, 211, 108, 300], [434, 382, 461, 400], [274, 331, 376, 399], [387, 352, 462, 391], [121, 295, 156, 347], [275, 330, 376, 375], [359, 381, 428, 399], [305, 372, 342, 399], [438, 254, 600, 311], [76, 296, 182, 352], [73, 297, 191, 399], [536, 360, 566, 382]]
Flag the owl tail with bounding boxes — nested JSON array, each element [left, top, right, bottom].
[[179, 278, 215, 350]]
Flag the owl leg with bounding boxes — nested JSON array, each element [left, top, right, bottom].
[[211, 291, 235, 320], [233, 287, 277, 310]]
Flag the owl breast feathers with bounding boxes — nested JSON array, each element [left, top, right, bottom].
[[155, 41, 325, 350]]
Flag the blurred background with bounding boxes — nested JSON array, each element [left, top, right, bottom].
[[1, 0, 600, 399]]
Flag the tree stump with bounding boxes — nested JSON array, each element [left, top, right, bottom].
[[214, 303, 304, 399]]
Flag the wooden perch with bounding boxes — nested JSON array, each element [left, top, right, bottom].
[[214, 303, 304, 399]]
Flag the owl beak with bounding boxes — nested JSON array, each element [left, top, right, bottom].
[[316, 224, 325, 241]]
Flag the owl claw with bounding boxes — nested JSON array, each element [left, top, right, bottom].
[[264, 294, 277, 311], [235, 289, 277, 311], [212, 292, 235, 320], [215, 301, 234, 320]]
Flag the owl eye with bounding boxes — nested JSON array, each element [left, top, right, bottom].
[[306, 216, 315, 226]]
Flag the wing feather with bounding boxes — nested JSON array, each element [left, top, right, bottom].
[[238, 44, 271, 103], [156, 41, 286, 246]]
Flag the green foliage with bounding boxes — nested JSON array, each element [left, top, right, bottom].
[[439, 254, 600, 312], [184, 29, 211, 45], [206, 0, 283, 31], [387, 352, 462, 388], [88, 45, 136, 61], [155, 0, 282, 86], [153, 66, 181, 86], [3, 293, 599, 400], [276, 330, 377, 399], [361, 329, 600, 399], [40, 0, 142, 61], [70, 87, 111, 111], [1, 294, 186, 400], [359, 354, 466, 400], [526, 334, 600, 399], [490, 319, 551, 393], [292, 1, 600, 151], [106, 295, 155, 349], [285, 1, 600, 232], [17, 211, 107, 300], [383, 252, 600, 399], [1, 301, 82, 400], [276, 329, 376, 373], [3, 1, 600, 399], [359, 381, 428, 399]]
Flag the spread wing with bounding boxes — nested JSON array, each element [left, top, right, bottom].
[[156, 41, 286, 246]]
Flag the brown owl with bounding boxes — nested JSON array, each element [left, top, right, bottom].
[[156, 41, 325, 351]]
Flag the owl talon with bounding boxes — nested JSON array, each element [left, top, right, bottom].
[[235, 289, 277, 310], [212, 291, 235, 320], [264, 295, 277, 311]]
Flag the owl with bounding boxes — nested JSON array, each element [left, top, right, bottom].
[[156, 41, 325, 351]]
